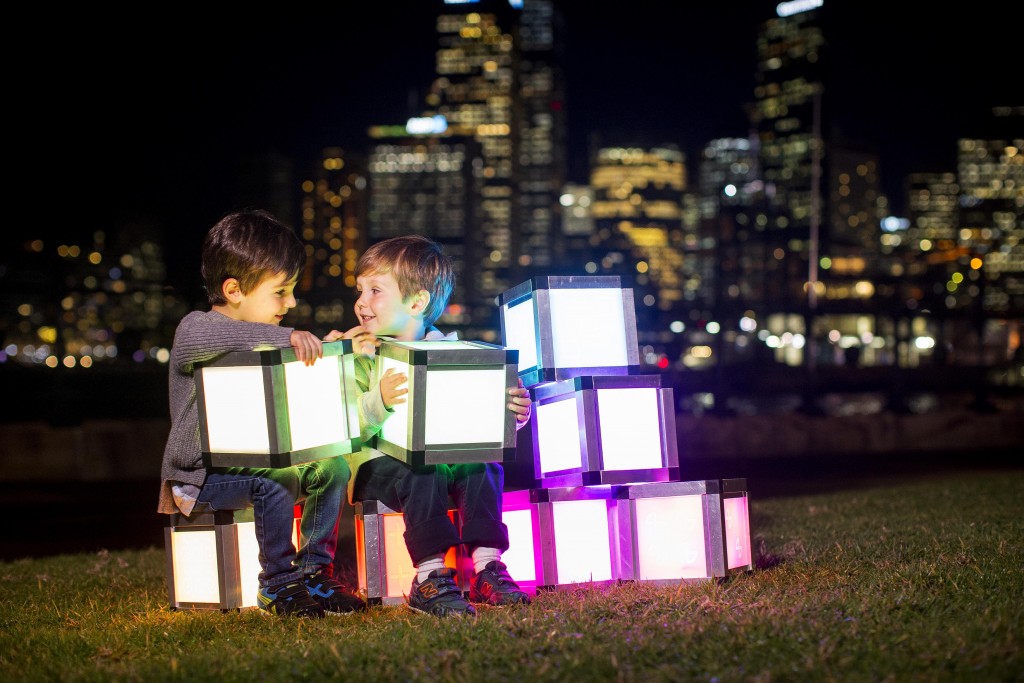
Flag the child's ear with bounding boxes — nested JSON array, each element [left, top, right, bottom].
[[222, 278, 243, 303], [411, 289, 431, 313]]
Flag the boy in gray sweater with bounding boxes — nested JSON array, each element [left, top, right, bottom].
[[158, 209, 364, 618]]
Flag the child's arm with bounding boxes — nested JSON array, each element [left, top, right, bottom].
[[171, 311, 296, 373], [508, 378, 532, 429], [289, 330, 323, 366], [324, 325, 378, 356]]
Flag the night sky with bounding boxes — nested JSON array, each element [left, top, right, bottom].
[[11, 0, 1018, 298]]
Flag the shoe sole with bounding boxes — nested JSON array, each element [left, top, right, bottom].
[[405, 603, 477, 618]]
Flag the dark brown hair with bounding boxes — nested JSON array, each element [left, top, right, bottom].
[[201, 209, 306, 306]]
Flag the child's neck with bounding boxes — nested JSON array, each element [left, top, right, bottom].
[[393, 320, 429, 342]]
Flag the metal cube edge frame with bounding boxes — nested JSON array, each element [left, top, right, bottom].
[[497, 275, 640, 389], [528, 374, 680, 488], [370, 339, 520, 467], [196, 339, 361, 468]]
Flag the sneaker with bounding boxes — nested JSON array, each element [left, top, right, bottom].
[[304, 570, 367, 615], [257, 581, 325, 618], [469, 560, 531, 606], [407, 568, 477, 618]]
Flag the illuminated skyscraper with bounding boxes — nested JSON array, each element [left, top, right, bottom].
[[753, 0, 883, 310], [372, 0, 567, 335], [367, 127, 485, 333], [957, 115, 1024, 314], [298, 147, 369, 332], [589, 145, 688, 350]]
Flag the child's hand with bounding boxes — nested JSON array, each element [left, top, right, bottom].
[[290, 330, 323, 366], [325, 325, 379, 357], [507, 378, 532, 425], [379, 367, 408, 410]]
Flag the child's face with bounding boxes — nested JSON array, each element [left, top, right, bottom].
[[354, 270, 423, 339], [233, 272, 299, 325]]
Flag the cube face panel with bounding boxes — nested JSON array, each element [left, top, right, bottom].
[[372, 340, 518, 466], [200, 366, 272, 454], [283, 355, 355, 452], [168, 527, 224, 606], [500, 490, 541, 594], [535, 396, 583, 475], [548, 287, 630, 370], [197, 341, 361, 468], [424, 368, 507, 444], [501, 297, 539, 371], [633, 495, 709, 580], [596, 387, 663, 471], [724, 494, 752, 571], [498, 276, 640, 388]]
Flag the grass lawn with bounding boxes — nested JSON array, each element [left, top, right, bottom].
[[2, 467, 1021, 682]]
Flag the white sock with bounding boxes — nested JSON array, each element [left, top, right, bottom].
[[472, 546, 501, 574], [414, 554, 447, 583]]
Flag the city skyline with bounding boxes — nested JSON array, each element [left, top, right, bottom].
[[10, 2, 1020, 289]]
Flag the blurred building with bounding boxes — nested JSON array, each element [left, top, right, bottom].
[[366, 127, 484, 334], [957, 119, 1024, 315], [588, 145, 688, 359], [297, 147, 370, 333], [360, 0, 566, 339]]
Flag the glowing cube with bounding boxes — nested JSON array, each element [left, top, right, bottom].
[[353, 499, 466, 605], [163, 509, 260, 610], [372, 339, 519, 466], [529, 485, 622, 590], [499, 489, 542, 596], [497, 275, 639, 388], [529, 375, 679, 488], [164, 506, 302, 611], [195, 340, 361, 468], [615, 479, 753, 583]]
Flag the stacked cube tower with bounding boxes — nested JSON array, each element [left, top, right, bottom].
[[497, 276, 753, 593]]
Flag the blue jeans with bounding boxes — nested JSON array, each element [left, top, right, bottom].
[[352, 456, 508, 566], [195, 456, 349, 589]]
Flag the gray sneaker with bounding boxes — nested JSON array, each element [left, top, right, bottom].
[[406, 568, 477, 618]]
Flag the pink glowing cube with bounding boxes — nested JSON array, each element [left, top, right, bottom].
[[502, 486, 623, 591], [615, 479, 753, 583]]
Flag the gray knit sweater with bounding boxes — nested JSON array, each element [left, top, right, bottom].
[[157, 310, 295, 514]]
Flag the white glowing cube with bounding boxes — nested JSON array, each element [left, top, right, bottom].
[[164, 509, 259, 610], [615, 479, 753, 583], [497, 275, 639, 388], [372, 340, 519, 466], [195, 340, 361, 468], [353, 500, 466, 605], [164, 507, 302, 611], [531, 485, 622, 590], [530, 375, 679, 488]]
